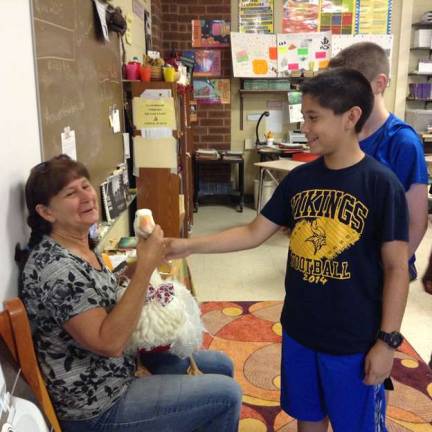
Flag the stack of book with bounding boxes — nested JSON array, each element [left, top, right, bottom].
[[220, 150, 243, 160], [100, 165, 129, 223], [408, 82, 432, 100], [196, 148, 220, 160]]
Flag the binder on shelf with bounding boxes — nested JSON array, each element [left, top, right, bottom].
[[100, 173, 127, 223]]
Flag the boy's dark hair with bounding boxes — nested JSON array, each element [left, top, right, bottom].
[[328, 42, 389, 82], [300, 68, 374, 133]]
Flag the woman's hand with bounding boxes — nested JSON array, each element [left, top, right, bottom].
[[164, 238, 190, 260], [136, 225, 166, 271]]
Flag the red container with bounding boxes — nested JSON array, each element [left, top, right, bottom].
[[292, 152, 319, 162], [140, 65, 152, 82], [125, 60, 141, 80]]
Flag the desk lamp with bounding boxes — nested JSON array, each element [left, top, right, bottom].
[[255, 111, 270, 146]]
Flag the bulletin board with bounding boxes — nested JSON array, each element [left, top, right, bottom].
[[32, 0, 124, 188], [231, 32, 278, 78]]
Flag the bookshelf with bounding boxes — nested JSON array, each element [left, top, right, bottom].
[[123, 81, 194, 238], [238, 78, 306, 130], [95, 194, 136, 253], [406, 17, 432, 156]]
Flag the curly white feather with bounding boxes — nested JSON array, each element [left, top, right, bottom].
[[117, 270, 204, 358]]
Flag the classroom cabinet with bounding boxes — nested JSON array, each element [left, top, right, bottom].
[[124, 81, 194, 238]]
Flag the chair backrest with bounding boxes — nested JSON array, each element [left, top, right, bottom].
[[0, 297, 62, 432]]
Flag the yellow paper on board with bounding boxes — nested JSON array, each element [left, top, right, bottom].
[[132, 97, 176, 129], [133, 136, 177, 169]]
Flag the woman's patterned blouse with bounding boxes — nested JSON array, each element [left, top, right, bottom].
[[20, 236, 135, 420]]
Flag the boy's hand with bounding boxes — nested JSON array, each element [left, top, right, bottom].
[[164, 238, 190, 260], [422, 253, 432, 295], [363, 340, 394, 386]]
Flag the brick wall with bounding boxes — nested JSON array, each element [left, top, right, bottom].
[[151, 0, 163, 52], [161, 0, 232, 184]]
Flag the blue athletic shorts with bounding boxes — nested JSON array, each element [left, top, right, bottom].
[[281, 331, 387, 432]]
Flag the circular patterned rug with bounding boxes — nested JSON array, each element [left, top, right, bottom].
[[201, 301, 432, 432]]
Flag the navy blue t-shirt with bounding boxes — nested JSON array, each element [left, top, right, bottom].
[[261, 155, 409, 355]]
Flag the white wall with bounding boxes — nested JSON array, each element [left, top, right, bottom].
[[0, 0, 41, 302]]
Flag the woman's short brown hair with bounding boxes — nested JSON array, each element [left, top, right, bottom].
[[25, 154, 90, 242]]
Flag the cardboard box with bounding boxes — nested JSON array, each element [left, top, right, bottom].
[[418, 60, 432, 74], [413, 29, 432, 48]]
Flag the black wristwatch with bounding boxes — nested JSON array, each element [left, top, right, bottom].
[[377, 330, 404, 349]]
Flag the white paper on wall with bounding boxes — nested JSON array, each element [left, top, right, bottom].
[[231, 32, 278, 78], [277, 32, 331, 76], [331, 34, 393, 75]]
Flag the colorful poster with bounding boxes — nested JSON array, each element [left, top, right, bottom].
[[231, 32, 278, 78], [319, 0, 356, 34], [355, 0, 392, 34], [277, 32, 332, 76], [193, 79, 231, 104], [282, 0, 320, 33], [331, 34, 393, 74], [194, 50, 221, 77], [239, 0, 274, 34], [192, 20, 230, 48]]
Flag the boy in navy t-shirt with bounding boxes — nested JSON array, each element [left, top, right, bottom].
[[166, 69, 409, 432]]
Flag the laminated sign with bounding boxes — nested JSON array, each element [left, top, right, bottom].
[[132, 97, 176, 129]]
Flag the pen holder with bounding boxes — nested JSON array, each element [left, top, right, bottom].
[[163, 67, 176, 82], [140, 65, 152, 82], [151, 66, 163, 81], [125, 61, 141, 80]]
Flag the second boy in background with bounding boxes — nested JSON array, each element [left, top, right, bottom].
[[167, 69, 409, 431], [329, 42, 429, 281]]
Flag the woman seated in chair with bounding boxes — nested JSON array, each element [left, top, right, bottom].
[[16, 155, 241, 432]]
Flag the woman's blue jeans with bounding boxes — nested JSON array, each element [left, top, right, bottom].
[[60, 350, 242, 432]]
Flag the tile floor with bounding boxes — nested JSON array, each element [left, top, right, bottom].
[[188, 204, 432, 363]]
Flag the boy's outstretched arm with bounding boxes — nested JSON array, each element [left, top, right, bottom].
[[165, 214, 281, 260], [364, 240, 409, 386]]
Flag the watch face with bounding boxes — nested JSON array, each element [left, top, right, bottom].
[[380, 331, 403, 348], [388, 332, 403, 348]]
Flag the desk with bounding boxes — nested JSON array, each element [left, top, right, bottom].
[[193, 156, 244, 212], [254, 159, 304, 213]]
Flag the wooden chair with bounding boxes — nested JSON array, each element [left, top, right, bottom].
[[0, 297, 62, 432]]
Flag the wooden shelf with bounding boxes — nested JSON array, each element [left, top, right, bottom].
[[410, 47, 432, 52], [409, 71, 432, 77], [240, 89, 292, 94], [95, 194, 136, 253], [412, 22, 432, 29], [406, 97, 432, 102]]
